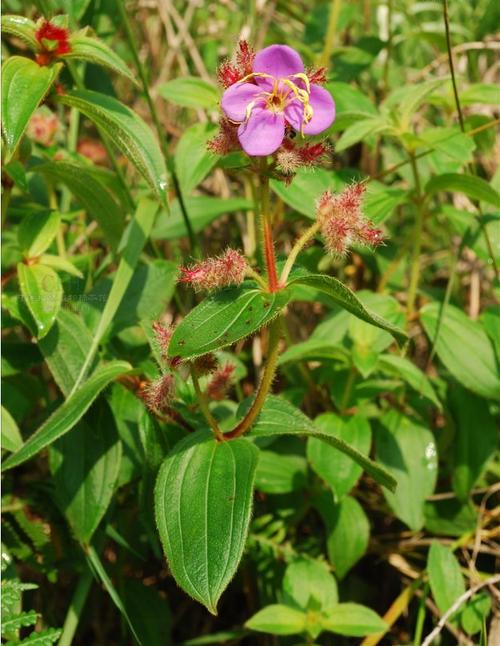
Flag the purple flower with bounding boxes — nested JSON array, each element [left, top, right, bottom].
[[220, 44, 335, 156]]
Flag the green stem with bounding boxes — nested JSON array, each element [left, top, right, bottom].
[[192, 369, 224, 442], [280, 221, 321, 285], [58, 569, 93, 646], [2, 184, 12, 226], [60, 106, 81, 214], [413, 583, 428, 646], [258, 159, 279, 292], [225, 316, 283, 439], [318, 0, 343, 67], [246, 266, 268, 290], [115, 0, 198, 255], [382, 0, 393, 93], [406, 152, 425, 321], [340, 364, 356, 414]]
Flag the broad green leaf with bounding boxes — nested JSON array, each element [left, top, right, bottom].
[[390, 78, 446, 130], [70, 198, 158, 393], [336, 118, 393, 152], [426, 173, 500, 208], [320, 603, 387, 637], [58, 90, 168, 200], [377, 354, 441, 409], [246, 397, 396, 492], [348, 292, 405, 355], [158, 77, 219, 109], [18, 210, 60, 258], [2, 57, 62, 161], [376, 411, 437, 530], [34, 161, 124, 251], [38, 309, 93, 396], [63, 35, 137, 84], [49, 400, 122, 544], [152, 197, 252, 239], [154, 431, 259, 614], [428, 542, 465, 619], [278, 338, 349, 365], [2, 360, 131, 471], [326, 81, 377, 130], [17, 263, 63, 339], [255, 451, 307, 494], [449, 386, 497, 501], [270, 168, 341, 219], [289, 274, 408, 348], [175, 123, 219, 195], [421, 302, 500, 400], [363, 182, 408, 225], [425, 499, 477, 537], [245, 604, 306, 635], [38, 254, 83, 278], [461, 592, 491, 636], [122, 579, 172, 646], [326, 496, 370, 579], [420, 127, 476, 163], [460, 83, 500, 106], [1, 15, 38, 50], [1, 406, 23, 453], [308, 414, 371, 499], [168, 283, 291, 360], [283, 559, 338, 612]]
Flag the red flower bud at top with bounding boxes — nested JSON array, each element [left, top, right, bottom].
[[35, 20, 71, 65], [206, 363, 235, 401], [217, 61, 242, 89], [235, 40, 255, 76], [316, 184, 383, 256], [179, 248, 247, 292], [216, 41, 255, 89], [140, 373, 175, 414]]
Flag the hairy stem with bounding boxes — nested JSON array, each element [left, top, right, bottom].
[[318, 0, 343, 67], [406, 152, 425, 321], [115, 0, 198, 255], [280, 221, 321, 285], [225, 316, 283, 439], [191, 369, 224, 442], [258, 159, 279, 292]]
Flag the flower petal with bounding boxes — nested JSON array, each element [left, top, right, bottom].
[[253, 45, 304, 80], [237, 107, 285, 156], [221, 82, 263, 122], [284, 85, 336, 135]]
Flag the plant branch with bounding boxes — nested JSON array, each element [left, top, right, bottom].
[[58, 569, 93, 646], [191, 368, 224, 442], [258, 159, 279, 292], [280, 221, 321, 285], [406, 151, 425, 321]]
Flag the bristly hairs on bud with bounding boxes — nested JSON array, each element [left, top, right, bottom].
[[275, 140, 330, 180], [207, 117, 240, 155], [152, 321, 173, 363], [179, 248, 247, 291], [35, 20, 71, 65], [193, 353, 219, 377], [140, 373, 176, 414], [316, 183, 383, 256], [216, 40, 255, 88], [206, 363, 236, 401]]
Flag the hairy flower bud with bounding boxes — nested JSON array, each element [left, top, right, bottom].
[[77, 138, 108, 165], [140, 373, 175, 414], [316, 184, 383, 256], [193, 353, 219, 376], [179, 248, 247, 291], [152, 321, 173, 362], [207, 117, 240, 155], [27, 109, 59, 146], [206, 363, 235, 401], [35, 20, 71, 65]]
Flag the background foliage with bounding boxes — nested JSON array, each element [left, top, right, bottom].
[[1, 0, 499, 644]]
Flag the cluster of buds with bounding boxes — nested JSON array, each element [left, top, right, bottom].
[[35, 20, 71, 66], [217, 40, 255, 88], [275, 139, 329, 182], [316, 183, 383, 256], [206, 363, 236, 401], [179, 248, 247, 292], [193, 353, 219, 377], [140, 373, 175, 414], [77, 138, 108, 165], [207, 117, 240, 156], [27, 109, 59, 147]]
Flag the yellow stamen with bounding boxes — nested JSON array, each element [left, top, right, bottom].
[[291, 72, 311, 93]]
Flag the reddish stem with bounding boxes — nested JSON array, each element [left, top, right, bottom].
[[263, 218, 279, 292]]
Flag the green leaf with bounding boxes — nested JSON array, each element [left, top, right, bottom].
[[283, 559, 338, 612], [376, 411, 437, 530], [154, 431, 259, 614], [38, 254, 83, 278], [17, 263, 63, 339], [278, 338, 349, 365], [246, 397, 396, 492], [1, 406, 23, 453], [1, 15, 38, 50], [122, 579, 172, 646], [38, 309, 93, 397], [421, 302, 500, 400], [2, 57, 62, 161], [9, 627, 62, 645], [426, 173, 500, 207], [158, 77, 219, 109], [289, 274, 408, 348], [270, 168, 340, 219], [245, 604, 307, 635], [33, 162, 124, 251], [308, 414, 371, 499], [377, 354, 441, 409], [49, 400, 121, 544], [255, 451, 307, 494], [335, 117, 393, 152], [461, 592, 491, 636], [460, 83, 500, 106], [175, 123, 219, 195], [389, 78, 445, 130], [63, 35, 138, 84], [320, 603, 387, 637], [1, 610, 38, 633], [152, 197, 252, 240], [428, 542, 466, 619], [326, 81, 377, 130], [449, 386, 497, 501], [168, 283, 291, 360], [58, 90, 168, 200], [18, 210, 60, 257], [326, 496, 370, 580], [2, 360, 131, 471]]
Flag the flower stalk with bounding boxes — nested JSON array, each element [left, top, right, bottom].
[[191, 368, 225, 442], [258, 159, 279, 292], [280, 220, 321, 285]]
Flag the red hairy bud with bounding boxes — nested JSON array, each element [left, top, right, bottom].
[[27, 110, 59, 147], [35, 20, 71, 64], [217, 61, 242, 88], [307, 66, 328, 85], [140, 373, 175, 413], [207, 117, 240, 155], [179, 248, 247, 291], [235, 40, 255, 76], [77, 138, 108, 165], [206, 363, 235, 401], [193, 353, 219, 376], [152, 321, 173, 362]]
